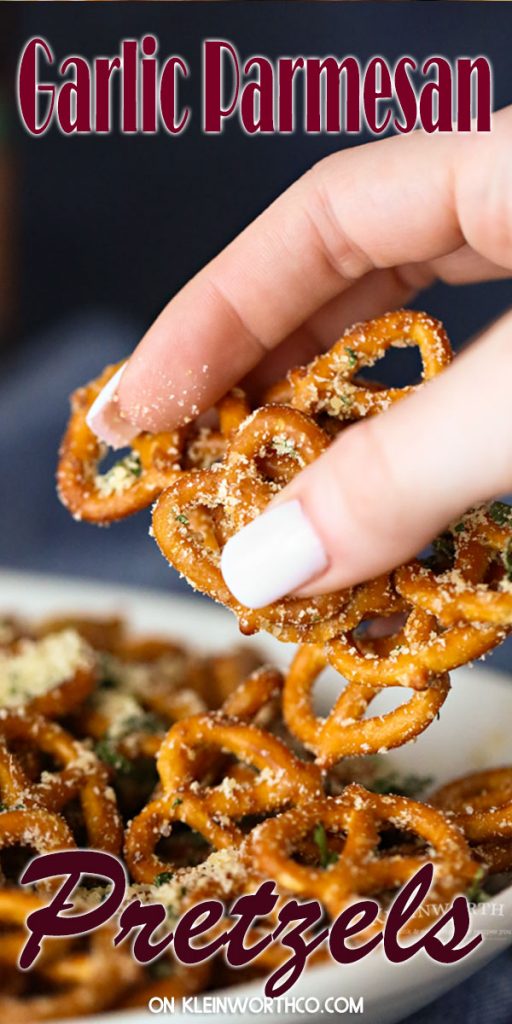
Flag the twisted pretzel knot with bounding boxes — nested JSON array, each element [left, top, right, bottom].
[[325, 605, 506, 691], [36, 614, 125, 653], [0, 710, 122, 854], [76, 632, 266, 765], [248, 783, 478, 927], [283, 309, 452, 421], [283, 645, 450, 767], [0, 809, 75, 889], [57, 363, 250, 524], [153, 406, 357, 641], [125, 711, 321, 883], [431, 767, 512, 843], [0, 890, 49, 967], [471, 841, 512, 875], [0, 911, 140, 1021], [396, 504, 512, 626]]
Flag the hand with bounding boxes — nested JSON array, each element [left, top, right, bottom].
[[87, 106, 512, 610]]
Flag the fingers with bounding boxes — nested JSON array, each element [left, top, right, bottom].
[[220, 309, 512, 608], [242, 263, 430, 398], [90, 107, 512, 437]]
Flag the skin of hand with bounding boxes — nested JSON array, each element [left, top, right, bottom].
[[87, 105, 512, 610]]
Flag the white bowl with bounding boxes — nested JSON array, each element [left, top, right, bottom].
[[1, 569, 511, 1024]]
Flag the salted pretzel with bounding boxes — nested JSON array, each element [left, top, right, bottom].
[[326, 604, 506, 691], [79, 638, 267, 766], [57, 363, 251, 524], [36, 614, 126, 653], [57, 362, 184, 523], [154, 470, 352, 642], [284, 645, 450, 767], [0, 602, 509, 1012], [0, 630, 97, 718], [221, 664, 283, 722], [59, 313, 455, 642], [0, 710, 122, 854], [397, 504, 512, 627], [431, 767, 512, 843], [0, 809, 75, 888], [0, 890, 50, 967], [153, 406, 359, 641], [125, 712, 321, 882], [0, 919, 140, 1021], [114, 635, 264, 714], [284, 310, 452, 421], [204, 647, 267, 708], [248, 783, 479, 928], [83, 658, 276, 768], [473, 840, 512, 874], [0, 618, 25, 651]]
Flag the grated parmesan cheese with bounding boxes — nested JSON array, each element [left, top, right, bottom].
[[0, 629, 92, 707], [94, 453, 142, 497]]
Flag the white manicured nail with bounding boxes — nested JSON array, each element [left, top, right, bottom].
[[85, 364, 138, 449], [221, 499, 328, 608]]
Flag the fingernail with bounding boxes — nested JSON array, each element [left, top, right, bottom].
[[85, 364, 139, 449], [221, 499, 328, 608]]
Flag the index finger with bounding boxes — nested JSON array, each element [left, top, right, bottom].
[[118, 106, 512, 432]]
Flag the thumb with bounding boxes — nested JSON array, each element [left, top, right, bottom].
[[221, 310, 512, 609]]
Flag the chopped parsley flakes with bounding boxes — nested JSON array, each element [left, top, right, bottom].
[[94, 739, 132, 775], [155, 871, 174, 887], [149, 958, 173, 979], [95, 453, 142, 496], [313, 823, 339, 868], [369, 772, 433, 798], [489, 501, 512, 527], [466, 866, 487, 904]]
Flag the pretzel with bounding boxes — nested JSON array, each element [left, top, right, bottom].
[[0, 808, 75, 892], [0, 602, 509, 1012], [153, 407, 358, 641], [0, 618, 24, 651], [153, 472, 352, 642], [36, 614, 126, 653], [0, 630, 97, 718], [0, 710, 122, 854], [84, 658, 277, 766], [221, 665, 283, 721], [77, 639, 270, 772], [473, 840, 512, 874], [0, 923, 140, 1021], [248, 783, 478, 928], [0, 890, 50, 967], [57, 363, 251, 524], [430, 767, 512, 843], [284, 645, 450, 767], [115, 637, 264, 715], [285, 310, 452, 421], [125, 713, 321, 882], [205, 648, 268, 708], [397, 504, 512, 626], [326, 605, 506, 690], [57, 363, 183, 523]]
